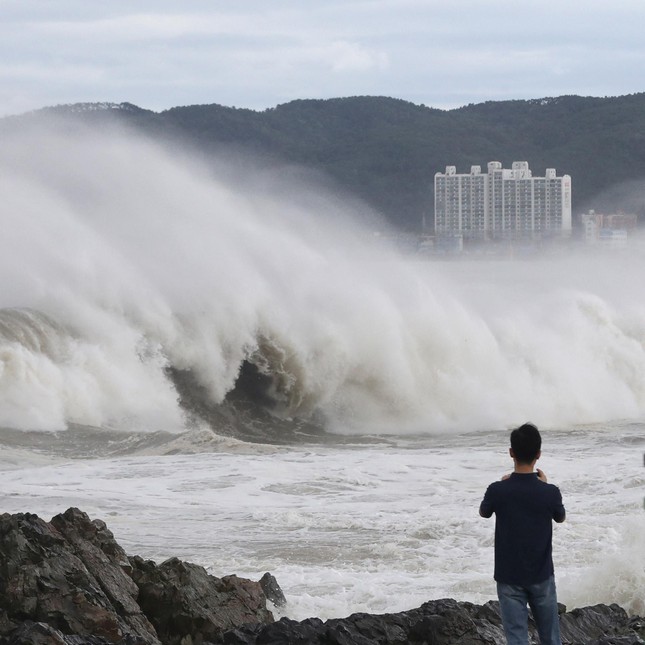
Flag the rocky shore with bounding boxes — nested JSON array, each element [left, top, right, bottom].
[[0, 508, 642, 645]]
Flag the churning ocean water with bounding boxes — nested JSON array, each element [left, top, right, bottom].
[[0, 117, 643, 621]]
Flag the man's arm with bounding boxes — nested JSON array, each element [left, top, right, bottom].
[[553, 491, 566, 523], [479, 505, 492, 518], [479, 485, 494, 518], [538, 469, 566, 521], [547, 480, 566, 522]]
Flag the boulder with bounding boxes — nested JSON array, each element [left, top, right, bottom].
[[0, 509, 157, 644], [128, 555, 273, 645], [259, 573, 286, 609]]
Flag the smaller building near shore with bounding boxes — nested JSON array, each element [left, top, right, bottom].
[[580, 209, 638, 248]]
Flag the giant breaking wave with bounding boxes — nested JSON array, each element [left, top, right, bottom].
[[2, 117, 645, 437]]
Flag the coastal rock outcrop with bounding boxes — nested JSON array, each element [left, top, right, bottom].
[[218, 598, 644, 645], [128, 555, 272, 645], [0, 508, 273, 644], [0, 508, 642, 645], [0, 507, 158, 644]]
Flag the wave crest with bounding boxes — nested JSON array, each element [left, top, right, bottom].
[[2, 118, 645, 437]]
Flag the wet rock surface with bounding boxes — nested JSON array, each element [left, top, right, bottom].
[[128, 555, 272, 645], [0, 509, 642, 644], [219, 598, 644, 645], [0, 509, 273, 644]]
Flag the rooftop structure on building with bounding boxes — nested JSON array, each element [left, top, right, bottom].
[[434, 161, 571, 241]]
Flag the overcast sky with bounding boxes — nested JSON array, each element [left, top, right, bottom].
[[2, 0, 644, 117]]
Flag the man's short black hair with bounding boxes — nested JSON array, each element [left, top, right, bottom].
[[510, 423, 542, 464]]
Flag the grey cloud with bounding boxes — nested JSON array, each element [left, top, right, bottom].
[[1, 0, 644, 116]]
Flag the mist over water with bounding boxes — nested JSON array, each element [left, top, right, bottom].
[[2, 117, 645, 435]]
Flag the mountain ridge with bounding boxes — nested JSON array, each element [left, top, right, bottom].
[[6, 93, 645, 231]]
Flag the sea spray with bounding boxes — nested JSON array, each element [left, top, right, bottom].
[[2, 116, 645, 434]]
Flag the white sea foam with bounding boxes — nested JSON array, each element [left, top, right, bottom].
[[0, 423, 641, 619]]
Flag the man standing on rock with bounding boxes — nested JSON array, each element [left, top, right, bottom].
[[479, 423, 566, 645]]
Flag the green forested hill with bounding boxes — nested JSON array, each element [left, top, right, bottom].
[[10, 93, 645, 231]]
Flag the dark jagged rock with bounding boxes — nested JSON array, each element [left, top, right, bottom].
[[559, 604, 639, 643], [217, 598, 644, 645], [259, 573, 286, 609], [128, 555, 273, 645], [0, 509, 273, 645], [49, 508, 158, 643], [0, 620, 116, 644], [0, 509, 158, 644], [0, 509, 642, 645]]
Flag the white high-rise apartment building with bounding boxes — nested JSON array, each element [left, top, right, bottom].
[[434, 161, 572, 240]]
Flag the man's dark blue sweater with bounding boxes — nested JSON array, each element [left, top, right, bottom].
[[479, 472, 566, 586]]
